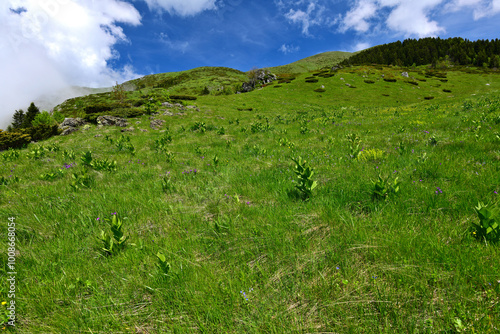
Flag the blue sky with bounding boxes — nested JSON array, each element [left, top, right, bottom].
[[113, 0, 500, 74], [1, 0, 500, 127]]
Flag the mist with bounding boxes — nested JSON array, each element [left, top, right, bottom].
[[0, 0, 142, 130]]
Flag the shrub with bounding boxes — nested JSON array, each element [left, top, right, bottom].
[[169, 95, 197, 101], [383, 78, 397, 82], [0, 130, 31, 151], [305, 79, 319, 83], [364, 80, 375, 84], [424, 96, 435, 100], [443, 89, 452, 93], [84, 104, 113, 114], [23, 124, 62, 141], [314, 88, 326, 93], [32, 111, 56, 127]]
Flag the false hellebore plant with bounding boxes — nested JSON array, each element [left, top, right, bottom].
[[291, 157, 317, 200]]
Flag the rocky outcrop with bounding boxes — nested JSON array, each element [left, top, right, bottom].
[[59, 118, 87, 136], [61, 118, 86, 127], [241, 69, 277, 93], [96, 116, 128, 127]]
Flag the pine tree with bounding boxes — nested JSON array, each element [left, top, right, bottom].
[[22, 102, 40, 128], [11, 109, 25, 130]]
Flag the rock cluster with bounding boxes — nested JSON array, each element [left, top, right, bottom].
[[241, 69, 277, 93], [150, 119, 165, 130], [97, 116, 128, 127], [59, 118, 86, 136]]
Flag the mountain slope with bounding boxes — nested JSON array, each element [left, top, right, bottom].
[[269, 51, 353, 74]]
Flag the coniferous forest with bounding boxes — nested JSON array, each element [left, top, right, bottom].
[[341, 37, 500, 68]]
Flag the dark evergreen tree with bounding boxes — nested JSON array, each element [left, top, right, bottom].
[[11, 109, 25, 130], [22, 102, 40, 128]]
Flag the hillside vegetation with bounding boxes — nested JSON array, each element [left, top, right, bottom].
[[1, 44, 500, 333]]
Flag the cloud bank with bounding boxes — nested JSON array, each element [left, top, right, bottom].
[[0, 0, 142, 129], [280, 0, 500, 37]]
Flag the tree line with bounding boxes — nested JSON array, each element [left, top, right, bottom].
[[341, 37, 500, 68]]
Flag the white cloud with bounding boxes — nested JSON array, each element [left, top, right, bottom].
[[284, 2, 326, 35], [279, 44, 300, 54], [352, 42, 371, 51], [338, 0, 446, 37], [0, 0, 142, 129], [340, 0, 378, 33], [142, 0, 217, 16], [385, 0, 445, 37]]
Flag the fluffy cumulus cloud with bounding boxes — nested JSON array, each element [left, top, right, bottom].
[[340, 0, 379, 33], [141, 0, 217, 16], [0, 0, 142, 129]]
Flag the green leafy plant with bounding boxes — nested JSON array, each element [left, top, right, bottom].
[[40, 169, 64, 181], [191, 121, 207, 133], [2, 148, 20, 161], [80, 151, 93, 167], [63, 149, 76, 161], [372, 175, 400, 201], [194, 146, 206, 156], [278, 137, 295, 149], [115, 135, 135, 155], [70, 171, 93, 191], [161, 176, 176, 193], [471, 202, 499, 243], [291, 157, 318, 200], [213, 155, 219, 167], [345, 133, 362, 159], [216, 127, 225, 135], [91, 159, 117, 172], [154, 133, 173, 152], [99, 215, 129, 256], [156, 251, 171, 276], [45, 143, 60, 152], [26, 145, 46, 160], [164, 151, 176, 163]]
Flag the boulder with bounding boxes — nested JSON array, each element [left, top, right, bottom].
[[60, 126, 79, 136], [401, 72, 409, 78], [96, 116, 128, 127], [60, 118, 86, 128]]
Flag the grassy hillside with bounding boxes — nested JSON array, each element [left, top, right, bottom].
[[1, 63, 500, 333], [269, 51, 353, 74]]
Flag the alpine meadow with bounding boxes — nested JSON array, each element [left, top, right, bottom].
[[1, 37, 500, 333]]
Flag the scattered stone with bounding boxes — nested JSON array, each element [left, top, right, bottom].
[[94, 134, 103, 138], [162, 111, 174, 116], [140, 129, 148, 132], [150, 119, 165, 130], [135, 121, 142, 124], [121, 127, 135, 132], [96, 116, 128, 127], [82, 124, 91, 131], [401, 72, 409, 78], [186, 105, 200, 111]]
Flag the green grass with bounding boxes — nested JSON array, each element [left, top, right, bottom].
[[1, 64, 500, 333], [268, 51, 353, 74]]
